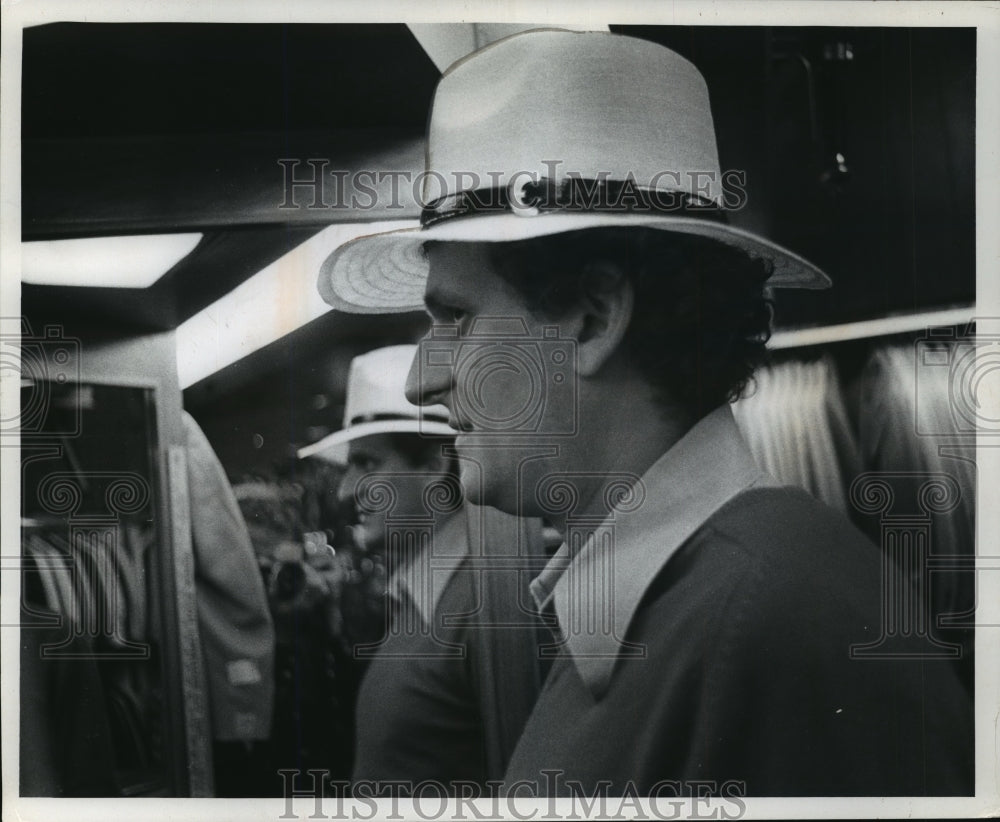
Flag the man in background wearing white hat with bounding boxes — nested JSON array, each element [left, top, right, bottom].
[[300, 345, 542, 790], [319, 31, 972, 796]]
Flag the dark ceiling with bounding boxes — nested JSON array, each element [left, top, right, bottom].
[[22, 22, 439, 329], [19, 22, 977, 474], [22, 23, 439, 138]]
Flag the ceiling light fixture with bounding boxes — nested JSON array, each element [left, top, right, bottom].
[[175, 220, 418, 389], [21, 233, 204, 288]]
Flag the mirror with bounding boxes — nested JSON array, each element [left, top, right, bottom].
[[20, 380, 173, 796]]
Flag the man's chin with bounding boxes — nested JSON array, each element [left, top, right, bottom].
[[457, 468, 525, 516], [455, 435, 558, 516]]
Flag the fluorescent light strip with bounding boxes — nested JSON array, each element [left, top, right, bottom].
[[175, 220, 417, 389], [768, 306, 976, 350], [22, 233, 203, 288]]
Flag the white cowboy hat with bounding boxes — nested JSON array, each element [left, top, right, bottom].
[[297, 345, 452, 463], [318, 29, 830, 314]]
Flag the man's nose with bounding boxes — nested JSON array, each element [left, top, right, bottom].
[[337, 466, 358, 506], [405, 339, 450, 408]]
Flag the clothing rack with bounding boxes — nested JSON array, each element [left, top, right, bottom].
[[769, 305, 975, 350], [735, 315, 977, 695]]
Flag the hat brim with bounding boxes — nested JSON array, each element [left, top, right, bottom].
[[318, 212, 832, 314], [297, 419, 455, 464]]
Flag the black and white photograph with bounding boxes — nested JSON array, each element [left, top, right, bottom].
[[2, 2, 998, 820]]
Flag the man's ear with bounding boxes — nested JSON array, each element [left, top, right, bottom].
[[574, 261, 634, 377]]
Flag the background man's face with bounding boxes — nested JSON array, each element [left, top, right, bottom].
[[407, 242, 579, 516], [336, 434, 446, 552]]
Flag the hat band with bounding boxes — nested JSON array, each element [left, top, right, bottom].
[[349, 412, 451, 426], [421, 177, 729, 229]]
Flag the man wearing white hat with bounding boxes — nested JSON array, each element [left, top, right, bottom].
[[300, 345, 483, 786], [317, 32, 972, 796], [299, 345, 543, 789]]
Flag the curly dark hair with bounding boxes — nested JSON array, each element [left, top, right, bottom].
[[487, 227, 773, 421]]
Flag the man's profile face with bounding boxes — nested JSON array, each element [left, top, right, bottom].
[[406, 241, 579, 515], [336, 434, 446, 552]]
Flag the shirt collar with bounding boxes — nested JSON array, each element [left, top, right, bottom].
[[387, 510, 468, 627], [530, 404, 778, 699]]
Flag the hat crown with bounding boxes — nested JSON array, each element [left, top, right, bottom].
[[426, 30, 723, 204], [316, 30, 831, 317], [343, 344, 449, 428]]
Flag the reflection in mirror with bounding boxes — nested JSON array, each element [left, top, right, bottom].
[[20, 381, 171, 796]]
